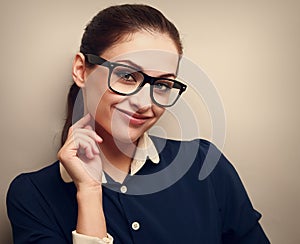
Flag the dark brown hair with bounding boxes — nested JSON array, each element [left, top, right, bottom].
[[61, 4, 183, 145]]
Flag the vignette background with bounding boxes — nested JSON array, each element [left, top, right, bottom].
[[0, 0, 299, 243]]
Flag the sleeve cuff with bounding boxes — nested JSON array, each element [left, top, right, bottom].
[[72, 230, 113, 244]]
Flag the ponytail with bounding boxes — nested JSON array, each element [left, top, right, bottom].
[[61, 83, 83, 146]]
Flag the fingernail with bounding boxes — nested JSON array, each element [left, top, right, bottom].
[[97, 135, 103, 142]]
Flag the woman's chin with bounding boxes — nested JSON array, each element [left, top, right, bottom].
[[111, 130, 142, 145]]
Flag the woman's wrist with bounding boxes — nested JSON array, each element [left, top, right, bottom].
[[76, 184, 103, 201], [76, 184, 107, 238]]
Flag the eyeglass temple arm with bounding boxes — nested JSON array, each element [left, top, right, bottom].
[[85, 54, 108, 65]]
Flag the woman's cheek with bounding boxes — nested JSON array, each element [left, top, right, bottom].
[[84, 69, 108, 118], [84, 86, 102, 119], [153, 106, 165, 121]]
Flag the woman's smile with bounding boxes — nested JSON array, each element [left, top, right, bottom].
[[114, 106, 153, 126]]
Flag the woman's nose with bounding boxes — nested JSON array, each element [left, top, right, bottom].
[[128, 84, 152, 111]]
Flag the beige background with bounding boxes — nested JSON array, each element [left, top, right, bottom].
[[1, 0, 299, 243]]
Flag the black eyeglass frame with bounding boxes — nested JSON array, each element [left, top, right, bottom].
[[84, 53, 187, 107]]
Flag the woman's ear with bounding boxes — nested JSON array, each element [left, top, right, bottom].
[[72, 53, 87, 88]]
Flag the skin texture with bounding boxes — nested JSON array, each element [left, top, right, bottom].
[[58, 31, 180, 239]]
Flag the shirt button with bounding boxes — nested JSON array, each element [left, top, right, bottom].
[[131, 221, 140, 230], [120, 185, 127, 193]]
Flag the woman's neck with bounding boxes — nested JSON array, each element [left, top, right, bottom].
[[95, 123, 137, 181]]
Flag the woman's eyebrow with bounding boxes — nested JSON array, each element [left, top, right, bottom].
[[158, 73, 176, 78], [115, 59, 176, 78], [114, 59, 143, 70]]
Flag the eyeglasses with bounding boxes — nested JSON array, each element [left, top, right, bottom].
[[84, 54, 187, 107]]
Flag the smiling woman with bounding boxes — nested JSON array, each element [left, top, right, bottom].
[[6, 4, 270, 244]]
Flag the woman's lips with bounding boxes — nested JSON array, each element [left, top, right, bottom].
[[115, 107, 151, 125]]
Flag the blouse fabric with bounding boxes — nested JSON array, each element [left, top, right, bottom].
[[7, 137, 270, 243]]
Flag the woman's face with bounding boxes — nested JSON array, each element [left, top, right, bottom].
[[83, 31, 180, 143]]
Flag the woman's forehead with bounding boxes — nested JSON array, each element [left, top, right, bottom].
[[101, 32, 180, 73], [110, 50, 179, 73]]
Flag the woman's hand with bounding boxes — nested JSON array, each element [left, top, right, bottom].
[[58, 114, 108, 238], [57, 113, 103, 190]]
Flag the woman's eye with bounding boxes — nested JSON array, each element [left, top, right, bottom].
[[154, 82, 172, 91], [116, 71, 136, 82], [122, 73, 134, 81]]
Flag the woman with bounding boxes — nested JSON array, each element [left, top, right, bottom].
[[7, 4, 270, 244]]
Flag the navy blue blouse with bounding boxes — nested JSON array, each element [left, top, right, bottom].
[[7, 138, 270, 243]]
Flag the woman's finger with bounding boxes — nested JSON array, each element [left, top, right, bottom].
[[82, 127, 103, 143], [76, 139, 96, 159], [70, 113, 92, 131], [73, 133, 100, 155], [71, 127, 102, 144]]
